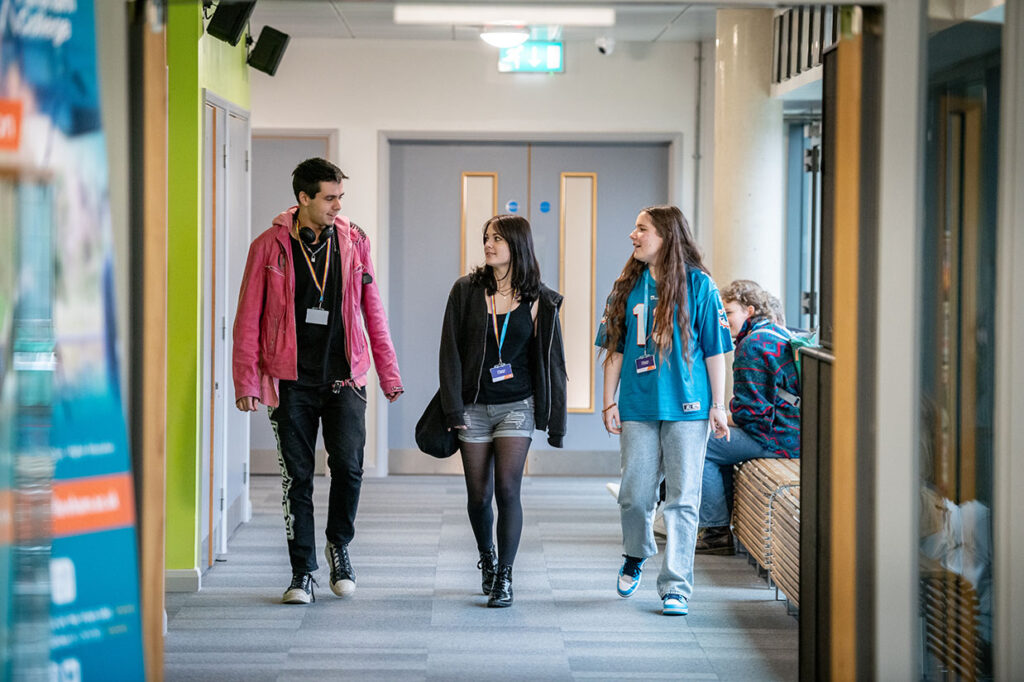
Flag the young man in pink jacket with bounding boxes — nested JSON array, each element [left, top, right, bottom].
[[233, 157, 403, 604]]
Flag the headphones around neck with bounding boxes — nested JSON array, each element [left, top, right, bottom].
[[299, 224, 334, 246]]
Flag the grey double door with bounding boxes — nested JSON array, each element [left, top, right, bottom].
[[388, 140, 669, 474]]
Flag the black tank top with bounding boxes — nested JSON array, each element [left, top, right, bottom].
[[477, 301, 534, 404]]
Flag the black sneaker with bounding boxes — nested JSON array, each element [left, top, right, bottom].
[[695, 526, 735, 555], [325, 541, 356, 597], [282, 572, 316, 604], [477, 548, 497, 595]]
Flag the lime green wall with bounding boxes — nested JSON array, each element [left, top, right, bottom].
[[165, 3, 249, 571], [200, 26, 251, 110]]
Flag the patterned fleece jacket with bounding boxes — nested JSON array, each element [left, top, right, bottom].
[[730, 316, 801, 458]]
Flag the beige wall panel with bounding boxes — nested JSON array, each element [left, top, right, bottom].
[[560, 173, 596, 413]]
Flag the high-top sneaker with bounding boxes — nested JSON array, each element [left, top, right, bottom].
[[477, 548, 498, 595], [616, 555, 646, 597], [282, 572, 316, 604], [324, 541, 356, 597], [487, 564, 514, 608]]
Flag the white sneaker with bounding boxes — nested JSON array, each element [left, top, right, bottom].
[[662, 593, 688, 616], [606, 482, 620, 500]]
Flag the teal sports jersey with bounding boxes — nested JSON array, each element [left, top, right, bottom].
[[595, 266, 733, 421]]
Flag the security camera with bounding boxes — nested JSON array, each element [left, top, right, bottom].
[[596, 36, 615, 55]]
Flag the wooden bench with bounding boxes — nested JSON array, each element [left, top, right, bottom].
[[771, 486, 800, 607], [731, 457, 800, 606], [920, 560, 986, 680]]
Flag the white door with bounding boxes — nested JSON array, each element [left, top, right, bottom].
[[201, 100, 228, 567], [224, 110, 252, 531], [201, 93, 252, 567]]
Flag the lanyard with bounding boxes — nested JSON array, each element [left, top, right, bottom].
[[489, 294, 512, 363], [298, 233, 331, 309], [638, 272, 656, 349]]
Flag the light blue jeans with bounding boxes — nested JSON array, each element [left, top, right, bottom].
[[619, 419, 710, 600], [699, 427, 780, 527]]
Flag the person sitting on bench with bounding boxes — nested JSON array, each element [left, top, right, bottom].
[[696, 280, 800, 555]]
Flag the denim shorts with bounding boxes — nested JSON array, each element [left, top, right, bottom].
[[458, 396, 535, 443]]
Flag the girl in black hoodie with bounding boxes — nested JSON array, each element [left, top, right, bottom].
[[438, 215, 567, 608]]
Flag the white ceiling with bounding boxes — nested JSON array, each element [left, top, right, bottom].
[[249, 2, 722, 44]]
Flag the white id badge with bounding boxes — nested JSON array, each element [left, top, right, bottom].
[[635, 354, 656, 373], [490, 363, 513, 382], [305, 308, 329, 325]]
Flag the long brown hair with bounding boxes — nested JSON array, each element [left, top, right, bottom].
[[599, 206, 709, 365], [468, 215, 541, 302]]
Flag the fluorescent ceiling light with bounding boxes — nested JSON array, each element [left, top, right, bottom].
[[394, 4, 615, 27], [480, 29, 530, 48]]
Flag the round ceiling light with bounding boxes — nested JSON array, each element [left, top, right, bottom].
[[480, 28, 530, 48]]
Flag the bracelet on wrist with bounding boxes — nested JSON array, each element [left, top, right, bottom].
[[710, 402, 726, 410], [602, 402, 617, 414]]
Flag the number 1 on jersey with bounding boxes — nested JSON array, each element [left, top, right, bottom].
[[633, 302, 646, 346]]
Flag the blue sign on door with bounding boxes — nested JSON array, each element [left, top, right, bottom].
[[506, 200, 519, 213], [539, 201, 551, 213]]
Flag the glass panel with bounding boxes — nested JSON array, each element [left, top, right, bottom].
[[784, 120, 822, 332], [461, 173, 497, 275], [919, 18, 1002, 682]]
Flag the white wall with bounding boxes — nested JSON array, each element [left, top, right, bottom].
[[250, 38, 705, 473]]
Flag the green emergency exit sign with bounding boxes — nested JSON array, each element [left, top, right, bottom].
[[498, 42, 564, 73]]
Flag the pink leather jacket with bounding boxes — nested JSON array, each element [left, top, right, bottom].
[[232, 208, 403, 407]]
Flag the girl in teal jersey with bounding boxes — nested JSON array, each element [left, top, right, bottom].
[[595, 205, 732, 616]]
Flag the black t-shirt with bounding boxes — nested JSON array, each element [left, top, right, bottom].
[[291, 233, 350, 386], [477, 301, 533, 404]]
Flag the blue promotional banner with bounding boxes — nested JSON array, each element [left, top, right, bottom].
[[0, 1, 145, 680]]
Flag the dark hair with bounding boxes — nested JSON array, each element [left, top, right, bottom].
[[599, 205, 709, 364], [291, 157, 348, 202], [468, 214, 541, 302]]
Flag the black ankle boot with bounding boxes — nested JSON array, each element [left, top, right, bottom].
[[487, 564, 513, 608], [477, 548, 497, 595]]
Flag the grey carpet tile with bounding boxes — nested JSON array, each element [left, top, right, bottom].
[[573, 667, 716, 675], [426, 653, 573, 682], [279, 673, 427, 682], [165, 667, 282, 682], [165, 474, 798, 681]]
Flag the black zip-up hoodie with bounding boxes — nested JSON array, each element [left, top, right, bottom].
[[439, 276, 567, 448]]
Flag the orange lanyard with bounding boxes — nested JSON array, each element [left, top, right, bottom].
[[298, 234, 331, 308]]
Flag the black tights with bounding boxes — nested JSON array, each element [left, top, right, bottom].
[[460, 436, 531, 567]]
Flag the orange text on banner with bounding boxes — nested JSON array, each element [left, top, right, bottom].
[[52, 473, 137, 538], [0, 488, 11, 544], [0, 99, 23, 151]]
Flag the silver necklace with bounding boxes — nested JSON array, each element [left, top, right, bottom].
[[304, 240, 328, 264]]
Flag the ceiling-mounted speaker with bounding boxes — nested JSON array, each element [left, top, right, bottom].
[[206, 1, 257, 47], [247, 26, 290, 76]]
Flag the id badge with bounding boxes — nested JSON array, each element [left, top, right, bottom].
[[490, 363, 514, 382], [305, 307, 329, 325], [635, 354, 656, 373]]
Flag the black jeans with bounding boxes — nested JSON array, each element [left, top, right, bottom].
[[270, 381, 367, 574]]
